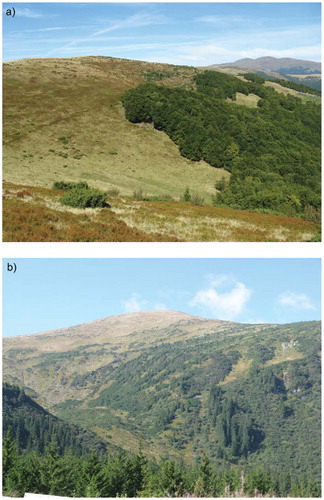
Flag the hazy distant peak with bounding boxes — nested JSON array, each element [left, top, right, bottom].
[[217, 56, 321, 74]]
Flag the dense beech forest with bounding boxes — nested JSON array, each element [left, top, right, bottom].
[[122, 71, 320, 218]]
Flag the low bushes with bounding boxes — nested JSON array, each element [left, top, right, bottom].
[[53, 181, 89, 190], [53, 181, 108, 209]]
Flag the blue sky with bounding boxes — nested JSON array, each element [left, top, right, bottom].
[[2, 259, 321, 337], [3, 3, 321, 64]]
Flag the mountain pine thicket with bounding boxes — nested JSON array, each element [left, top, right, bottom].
[[122, 71, 320, 219], [2, 317, 321, 497]]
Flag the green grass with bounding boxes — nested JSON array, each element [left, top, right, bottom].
[[3, 57, 227, 202]]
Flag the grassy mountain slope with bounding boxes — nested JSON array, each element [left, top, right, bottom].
[[213, 57, 321, 90], [3, 56, 227, 200], [220, 57, 321, 73], [3, 312, 321, 481], [3, 56, 321, 242]]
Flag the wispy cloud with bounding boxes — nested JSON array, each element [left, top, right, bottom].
[[189, 275, 252, 320], [277, 292, 316, 311], [23, 26, 97, 33], [15, 7, 47, 19], [195, 15, 249, 25], [90, 12, 169, 37], [44, 11, 169, 57], [122, 293, 147, 314]]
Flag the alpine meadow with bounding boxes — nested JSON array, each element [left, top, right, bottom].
[[2, 10, 321, 242]]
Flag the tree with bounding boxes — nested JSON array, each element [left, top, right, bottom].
[[194, 455, 212, 496], [182, 187, 191, 202], [40, 437, 73, 496], [3, 427, 19, 493], [215, 176, 227, 192]]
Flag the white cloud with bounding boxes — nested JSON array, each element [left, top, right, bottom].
[[122, 293, 147, 313], [278, 292, 316, 311], [190, 275, 252, 320], [15, 8, 46, 18], [195, 15, 249, 25], [23, 26, 97, 33]]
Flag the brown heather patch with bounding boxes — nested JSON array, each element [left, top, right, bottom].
[[3, 182, 319, 242], [109, 197, 319, 242], [3, 183, 178, 242]]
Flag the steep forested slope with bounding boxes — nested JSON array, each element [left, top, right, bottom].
[[122, 71, 320, 218], [85, 321, 321, 482], [3, 383, 109, 457], [3, 313, 321, 493]]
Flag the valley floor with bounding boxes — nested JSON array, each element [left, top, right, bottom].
[[2, 182, 320, 242]]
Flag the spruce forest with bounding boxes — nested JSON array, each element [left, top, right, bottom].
[[2, 312, 321, 497]]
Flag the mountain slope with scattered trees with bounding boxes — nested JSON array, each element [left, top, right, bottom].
[[3, 313, 321, 496]]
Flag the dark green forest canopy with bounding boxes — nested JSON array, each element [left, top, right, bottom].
[[122, 71, 321, 216], [2, 321, 321, 497], [3, 384, 109, 457], [88, 322, 321, 482], [3, 429, 321, 498]]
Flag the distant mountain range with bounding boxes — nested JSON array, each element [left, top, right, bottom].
[[207, 56, 321, 90], [217, 56, 321, 74]]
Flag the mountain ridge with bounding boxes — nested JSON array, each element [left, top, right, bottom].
[[217, 56, 321, 73], [3, 310, 232, 349]]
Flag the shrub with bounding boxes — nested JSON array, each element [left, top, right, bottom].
[[60, 187, 108, 209], [53, 181, 89, 190], [182, 187, 191, 202], [191, 194, 205, 206], [133, 188, 145, 201], [106, 188, 120, 197], [304, 205, 321, 224], [16, 190, 31, 198], [215, 177, 227, 192]]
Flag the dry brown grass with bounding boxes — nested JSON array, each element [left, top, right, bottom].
[[3, 182, 320, 242]]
